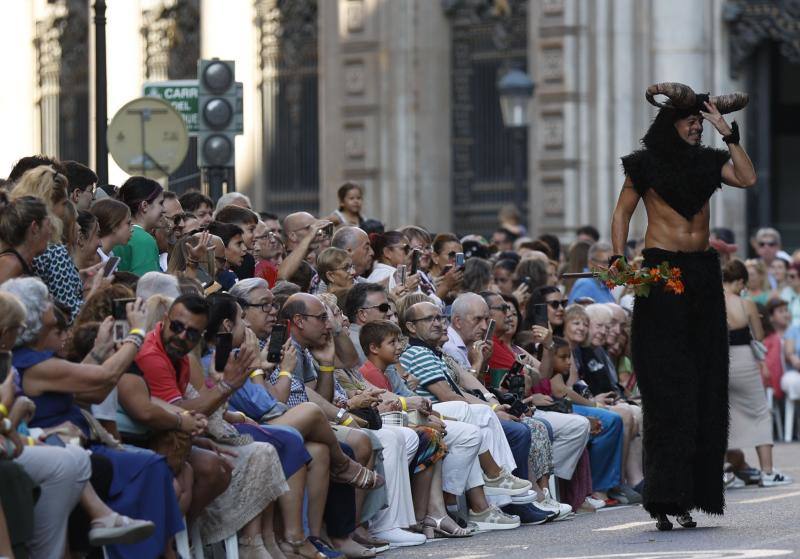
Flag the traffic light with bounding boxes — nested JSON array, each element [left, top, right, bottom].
[[197, 59, 241, 168]]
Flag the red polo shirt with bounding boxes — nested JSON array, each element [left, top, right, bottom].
[[136, 322, 191, 404], [359, 360, 392, 391]]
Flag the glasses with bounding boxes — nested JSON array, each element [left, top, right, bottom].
[[546, 299, 569, 310], [489, 304, 511, 313], [759, 241, 778, 247], [389, 244, 411, 254], [360, 303, 391, 313], [242, 301, 279, 313], [335, 264, 356, 273], [168, 319, 203, 341], [299, 312, 330, 323], [408, 314, 445, 324]]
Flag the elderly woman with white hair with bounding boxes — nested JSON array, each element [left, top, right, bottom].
[[578, 304, 644, 501], [0, 276, 184, 558]]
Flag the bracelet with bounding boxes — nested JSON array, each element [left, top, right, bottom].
[[187, 258, 200, 265], [544, 341, 555, 351], [122, 336, 143, 349], [0, 403, 8, 418], [342, 416, 354, 426], [27, 436, 36, 446], [723, 120, 740, 145], [129, 328, 145, 338], [319, 365, 335, 373], [175, 412, 182, 429], [0, 418, 10, 434], [234, 411, 247, 422], [277, 370, 292, 379], [398, 396, 407, 411], [249, 369, 265, 379], [217, 379, 234, 395], [90, 350, 106, 363], [491, 403, 499, 411]]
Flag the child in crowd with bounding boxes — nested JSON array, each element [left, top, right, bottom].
[[358, 320, 403, 391]]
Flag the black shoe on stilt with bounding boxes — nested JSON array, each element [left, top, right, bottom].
[[676, 512, 697, 528], [655, 514, 673, 531]]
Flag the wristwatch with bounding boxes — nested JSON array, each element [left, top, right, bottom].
[[335, 408, 347, 424]]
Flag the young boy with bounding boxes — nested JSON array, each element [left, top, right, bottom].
[[359, 320, 404, 391]]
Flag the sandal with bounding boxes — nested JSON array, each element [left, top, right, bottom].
[[88, 512, 155, 546], [351, 531, 389, 549], [280, 538, 327, 559], [333, 538, 376, 558], [238, 534, 271, 559], [331, 459, 385, 490], [308, 536, 345, 558], [422, 515, 471, 538]]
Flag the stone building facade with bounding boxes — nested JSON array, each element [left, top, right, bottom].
[[1, 0, 799, 248]]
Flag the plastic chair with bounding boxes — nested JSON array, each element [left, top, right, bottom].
[[188, 522, 239, 559], [765, 387, 784, 442], [784, 397, 799, 442]]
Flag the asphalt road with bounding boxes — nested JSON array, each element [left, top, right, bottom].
[[383, 444, 800, 559]]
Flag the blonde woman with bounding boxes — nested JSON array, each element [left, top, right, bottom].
[[744, 258, 770, 306]]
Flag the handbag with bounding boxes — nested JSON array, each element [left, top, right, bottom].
[[740, 299, 767, 362], [348, 407, 383, 430], [538, 397, 574, 414]]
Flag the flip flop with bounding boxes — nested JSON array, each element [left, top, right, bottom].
[[88, 512, 155, 546]]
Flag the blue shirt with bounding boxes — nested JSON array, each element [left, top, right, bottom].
[[567, 277, 615, 305]]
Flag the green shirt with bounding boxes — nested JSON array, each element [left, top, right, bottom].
[[113, 225, 160, 277]]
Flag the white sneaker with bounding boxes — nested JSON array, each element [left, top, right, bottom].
[[511, 489, 538, 504], [585, 496, 606, 510], [724, 472, 746, 489], [482, 469, 532, 496], [538, 489, 574, 520], [468, 505, 521, 531], [761, 469, 793, 487], [486, 493, 513, 508], [370, 528, 426, 548]]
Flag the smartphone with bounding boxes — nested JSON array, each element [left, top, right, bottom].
[[112, 298, 135, 342], [397, 264, 407, 286], [267, 321, 288, 363], [44, 433, 66, 448], [483, 318, 496, 342], [532, 303, 549, 328], [102, 256, 120, 277], [454, 252, 465, 268], [410, 249, 421, 275], [520, 276, 532, 288], [215, 332, 233, 372], [0, 351, 10, 383]]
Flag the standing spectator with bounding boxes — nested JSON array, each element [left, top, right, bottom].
[[214, 192, 252, 214], [576, 225, 600, 244], [281, 212, 332, 279], [206, 221, 246, 290], [780, 262, 800, 327], [328, 182, 365, 227], [114, 176, 165, 277], [563, 240, 592, 295], [178, 191, 214, 229], [490, 228, 518, 253], [567, 242, 615, 305], [63, 160, 98, 210], [723, 260, 791, 485], [73, 210, 101, 270], [754, 227, 782, 289], [497, 205, 527, 238], [764, 298, 791, 400], [770, 256, 791, 296], [492, 259, 517, 296], [216, 205, 259, 280], [91, 198, 133, 262], [780, 298, 800, 409], [0, 196, 52, 284], [744, 258, 770, 305], [331, 226, 375, 279]]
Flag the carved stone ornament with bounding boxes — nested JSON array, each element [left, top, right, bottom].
[[724, 0, 800, 77], [141, 0, 200, 80], [443, 0, 527, 51]]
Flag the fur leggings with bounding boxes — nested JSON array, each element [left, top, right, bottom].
[[632, 247, 729, 517]]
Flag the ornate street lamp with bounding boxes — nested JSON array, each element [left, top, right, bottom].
[[497, 68, 535, 221]]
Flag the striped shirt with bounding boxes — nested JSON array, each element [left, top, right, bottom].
[[399, 340, 463, 403]]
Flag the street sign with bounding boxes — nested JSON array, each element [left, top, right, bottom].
[[144, 80, 199, 134], [107, 96, 189, 178]]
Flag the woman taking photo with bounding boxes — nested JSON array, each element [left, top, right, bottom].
[[428, 233, 463, 303], [723, 259, 791, 486], [114, 176, 164, 276], [367, 231, 419, 293]]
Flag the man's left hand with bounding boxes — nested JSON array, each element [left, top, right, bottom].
[[700, 102, 732, 136], [311, 335, 336, 366]]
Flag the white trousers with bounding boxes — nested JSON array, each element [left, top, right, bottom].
[[369, 426, 419, 531], [533, 410, 590, 480]]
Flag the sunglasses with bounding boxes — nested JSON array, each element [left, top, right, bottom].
[[168, 319, 203, 341], [546, 299, 569, 310], [489, 304, 511, 313], [759, 241, 778, 247], [241, 301, 279, 313], [360, 303, 391, 313]]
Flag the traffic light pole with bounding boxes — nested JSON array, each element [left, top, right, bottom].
[[93, 0, 109, 185], [202, 166, 235, 201]]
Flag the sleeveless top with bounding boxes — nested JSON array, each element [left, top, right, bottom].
[[729, 327, 752, 346], [0, 248, 34, 276]]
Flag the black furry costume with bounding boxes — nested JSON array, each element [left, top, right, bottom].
[[621, 107, 731, 518]]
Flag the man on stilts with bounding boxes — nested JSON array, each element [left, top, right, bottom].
[[611, 82, 757, 530]]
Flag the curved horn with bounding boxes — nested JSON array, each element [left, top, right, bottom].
[[645, 82, 697, 109], [708, 92, 749, 114]]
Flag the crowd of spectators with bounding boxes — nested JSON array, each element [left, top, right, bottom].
[[0, 156, 792, 559]]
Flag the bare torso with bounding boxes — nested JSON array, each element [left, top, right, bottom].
[[641, 188, 711, 252]]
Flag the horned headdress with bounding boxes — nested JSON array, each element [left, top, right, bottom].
[[645, 82, 749, 114]]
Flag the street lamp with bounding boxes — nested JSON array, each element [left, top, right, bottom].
[[497, 68, 535, 224]]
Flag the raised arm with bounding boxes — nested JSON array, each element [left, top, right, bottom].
[[611, 177, 642, 256], [700, 102, 756, 189]]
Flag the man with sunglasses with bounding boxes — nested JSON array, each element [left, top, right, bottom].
[[343, 283, 391, 363], [754, 228, 785, 290]]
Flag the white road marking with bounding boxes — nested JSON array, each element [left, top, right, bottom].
[[545, 550, 792, 559], [592, 520, 653, 532], [736, 490, 800, 504]]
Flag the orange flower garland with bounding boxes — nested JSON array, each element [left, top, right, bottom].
[[593, 257, 684, 297]]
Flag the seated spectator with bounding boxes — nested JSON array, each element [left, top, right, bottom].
[[281, 212, 332, 281], [428, 233, 463, 303], [781, 298, 800, 405], [523, 285, 567, 336], [253, 215, 284, 287], [317, 247, 356, 297], [113, 176, 165, 277], [331, 226, 375, 280], [367, 231, 419, 294], [0, 196, 52, 284], [780, 262, 800, 327], [462, 258, 495, 294], [492, 259, 517, 296]]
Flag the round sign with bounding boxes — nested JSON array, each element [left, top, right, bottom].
[[107, 96, 189, 178]]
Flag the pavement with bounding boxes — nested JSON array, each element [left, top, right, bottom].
[[382, 443, 800, 559]]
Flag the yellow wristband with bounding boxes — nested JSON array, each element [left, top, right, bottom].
[[342, 416, 354, 426], [0, 403, 8, 418], [319, 365, 335, 373], [491, 404, 499, 411], [278, 370, 292, 379], [129, 328, 145, 337], [27, 436, 36, 446], [398, 397, 407, 411], [250, 369, 265, 379]]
